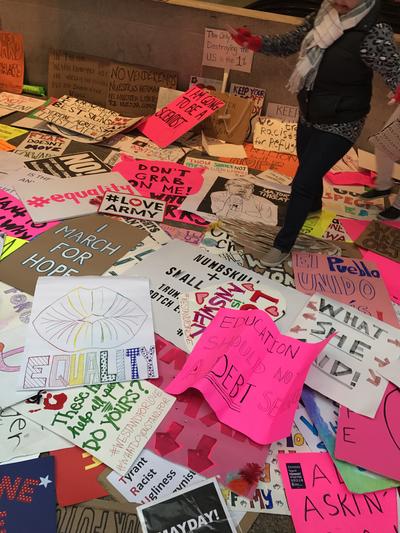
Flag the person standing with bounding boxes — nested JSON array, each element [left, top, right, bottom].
[[230, 0, 400, 265]]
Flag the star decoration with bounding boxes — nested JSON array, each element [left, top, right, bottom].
[[39, 475, 52, 488]]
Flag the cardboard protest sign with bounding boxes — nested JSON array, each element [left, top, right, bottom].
[[0, 214, 147, 295], [0, 92, 41, 113], [224, 420, 310, 515], [57, 499, 141, 533], [0, 326, 32, 410], [16, 381, 175, 474], [323, 183, 385, 220], [0, 456, 57, 533], [302, 387, 400, 493], [220, 143, 299, 176], [202, 91, 252, 145], [113, 155, 207, 227], [147, 335, 270, 498], [229, 84, 266, 140], [124, 240, 303, 350], [0, 32, 24, 94], [184, 156, 248, 176], [279, 452, 398, 533], [355, 220, 400, 263], [335, 384, 400, 481], [266, 102, 299, 122], [99, 192, 166, 222], [292, 253, 399, 326], [50, 447, 108, 506], [138, 478, 236, 533], [179, 280, 286, 350], [20, 276, 157, 390], [0, 190, 58, 240], [24, 151, 111, 178], [369, 117, 400, 162], [15, 131, 71, 160], [0, 124, 27, 141], [48, 50, 178, 116], [202, 28, 254, 73], [138, 86, 225, 148], [289, 295, 400, 417], [253, 118, 297, 155], [182, 173, 289, 226], [189, 75, 223, 91], [15, 171, 135, 222], [167, 308, 330, 444], [106, 449, 203, 505], [0, 408, 71, 463]]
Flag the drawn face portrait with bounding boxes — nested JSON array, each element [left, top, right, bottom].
[[225, 180, 254, 199]]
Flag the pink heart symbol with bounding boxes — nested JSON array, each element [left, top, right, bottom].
[[266, 306, 279, 318], [242, 283, 255, 291], [195, 292, 209, 305]]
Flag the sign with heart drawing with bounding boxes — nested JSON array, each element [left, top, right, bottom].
[[179, 280, 286, 350]]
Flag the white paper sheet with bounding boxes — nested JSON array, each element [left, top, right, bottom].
[[19, 276, 157, 390]]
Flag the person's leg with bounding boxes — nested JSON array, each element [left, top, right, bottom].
[[361, 106, 400, 198], [273, 127, 352, 254]]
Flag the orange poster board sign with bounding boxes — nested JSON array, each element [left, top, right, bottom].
[[0, 32, 24, 94], [220, 143, 299, 177]]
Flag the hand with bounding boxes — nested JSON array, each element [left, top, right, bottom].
[[229, 27, 262, 52]]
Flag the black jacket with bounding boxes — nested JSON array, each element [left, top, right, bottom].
[[298, 1, 381, 124]]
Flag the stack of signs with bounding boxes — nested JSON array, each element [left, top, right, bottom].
[[19, 276, 157, 390], [0, 456, 57, 533], [137, 478, 236, 533], [33, 96, 142, 142], [179, 280, 286, 350], [289, 294, 400, 417]]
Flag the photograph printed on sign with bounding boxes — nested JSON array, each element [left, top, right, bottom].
[[289, 294, 400, 417], [19, 276, 157, 390], [137, 478, 236, 533]]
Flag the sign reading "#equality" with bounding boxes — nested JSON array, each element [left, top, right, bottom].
[[99, 192, 166, 222]]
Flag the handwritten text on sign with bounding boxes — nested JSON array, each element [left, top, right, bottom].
[[166, 308, 330, 444], [0, 32, 24, 94], [138, 86, 225, 148], [99, 192, 166, 222], [254, 118, 297, 155], [202, 28, 254, 73]]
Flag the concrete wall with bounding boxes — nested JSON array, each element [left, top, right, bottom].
[[1, 0, 397, 149]]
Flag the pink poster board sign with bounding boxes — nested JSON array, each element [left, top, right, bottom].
[[147, 335, 269, 499], [279, 452, 398, 533], [166, 308, 330, 444], [0, 190, 58, 240], [335, 384, 400, 481], [292, 252, 398, 327], [138, 86, 225, 148], [113, 156, 208, 227]]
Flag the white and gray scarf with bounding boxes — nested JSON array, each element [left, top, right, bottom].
[[288, 0, 376, 94]]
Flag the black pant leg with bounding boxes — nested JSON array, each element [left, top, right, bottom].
[[274, 127, 353, 252]]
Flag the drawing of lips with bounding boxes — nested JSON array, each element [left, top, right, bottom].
[[33, 286, 147, 351]]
